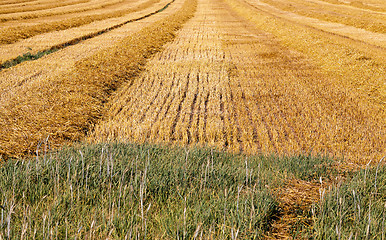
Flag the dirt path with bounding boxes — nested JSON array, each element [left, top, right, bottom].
[[0, 0, 183, 105], [0, 0, 172, 64], [243, 0, 385, 48]]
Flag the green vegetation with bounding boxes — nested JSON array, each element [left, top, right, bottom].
[[0, 143, 335, 239], [313, 159, 386, 239], [0, 49, 58, 70]]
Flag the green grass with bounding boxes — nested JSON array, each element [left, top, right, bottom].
[[0, 142, 337, 239], [0, 49, 59, 70], [312, 158, 386, 239]]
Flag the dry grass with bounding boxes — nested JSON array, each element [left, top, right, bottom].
[[260, 0, 386, 33], [319, 0, 386, 12], [0, 0, 197, 159], [0, 0, 34, 5], [0, 0, 89, 15], [229, 0, 385, 108], [0, 0, 158, 44], [0, 0, 126, 22], [90, 0, 384, 165]]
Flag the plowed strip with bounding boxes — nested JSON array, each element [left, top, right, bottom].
[[318, 0, 385, 12]]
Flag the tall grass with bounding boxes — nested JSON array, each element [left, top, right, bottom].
[[312, 158, 386, 239], [0, 143, 336, 238]]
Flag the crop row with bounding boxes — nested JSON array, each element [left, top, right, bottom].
[[0, 0, 197, 160], [319, 0, 385, 11], [0, 0, 157, 44], [259, 0, 385, 33], [91, 0, 385, 164], [0, 0, 127, 22], [0, 0, 90, 15]]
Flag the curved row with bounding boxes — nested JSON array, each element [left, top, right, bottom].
[[0, 0, 159, 44], [0, 0, 127, 22], [260, 0, 385, 33], [0, 0, 197, 159], [0, 0, 173, 65], [0, 0, 90, 15]]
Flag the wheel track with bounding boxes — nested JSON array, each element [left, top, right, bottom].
[[186, 74, 200, 144], [170, 73, 191, 141]]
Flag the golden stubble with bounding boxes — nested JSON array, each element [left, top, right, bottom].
[[0, 0, 197, 159], [91, 0, 384, 164]]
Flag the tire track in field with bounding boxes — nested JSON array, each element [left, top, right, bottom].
[[170, 73, 191, 141], [186, 74, 199, 144]]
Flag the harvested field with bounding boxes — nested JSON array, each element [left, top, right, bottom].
[[0, 0, 90, 15], [0, 0, 173, 64], [0, 0, 195, 158], [90, 0, 385, 165], [0, 0, 384, 237], [0, 0, 160, 44], [259, 0, 386, 33], [230, 0, 386, 104], [0, 0, 128, 22]]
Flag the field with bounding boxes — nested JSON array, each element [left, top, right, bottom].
[[0, 0, 385, 238]]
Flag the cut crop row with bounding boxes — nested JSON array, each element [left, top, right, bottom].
[[0, 0, 126, 22], [0, 0, 90, 15], [0, 0, 158, 44], [91, 0, 385, 165], [260, 0, 385, 33], [318, 0, 385, 12], [0, 0, 197, 160]]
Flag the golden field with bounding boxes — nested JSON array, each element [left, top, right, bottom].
[[0, 0, 385, 236], [0, 0, 384, 163]]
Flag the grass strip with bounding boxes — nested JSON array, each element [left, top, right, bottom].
[[0, 0, 197, 159], [0, 49, 59, 69], [0, 142, 337, 238], [311, 159, 386, 239]]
